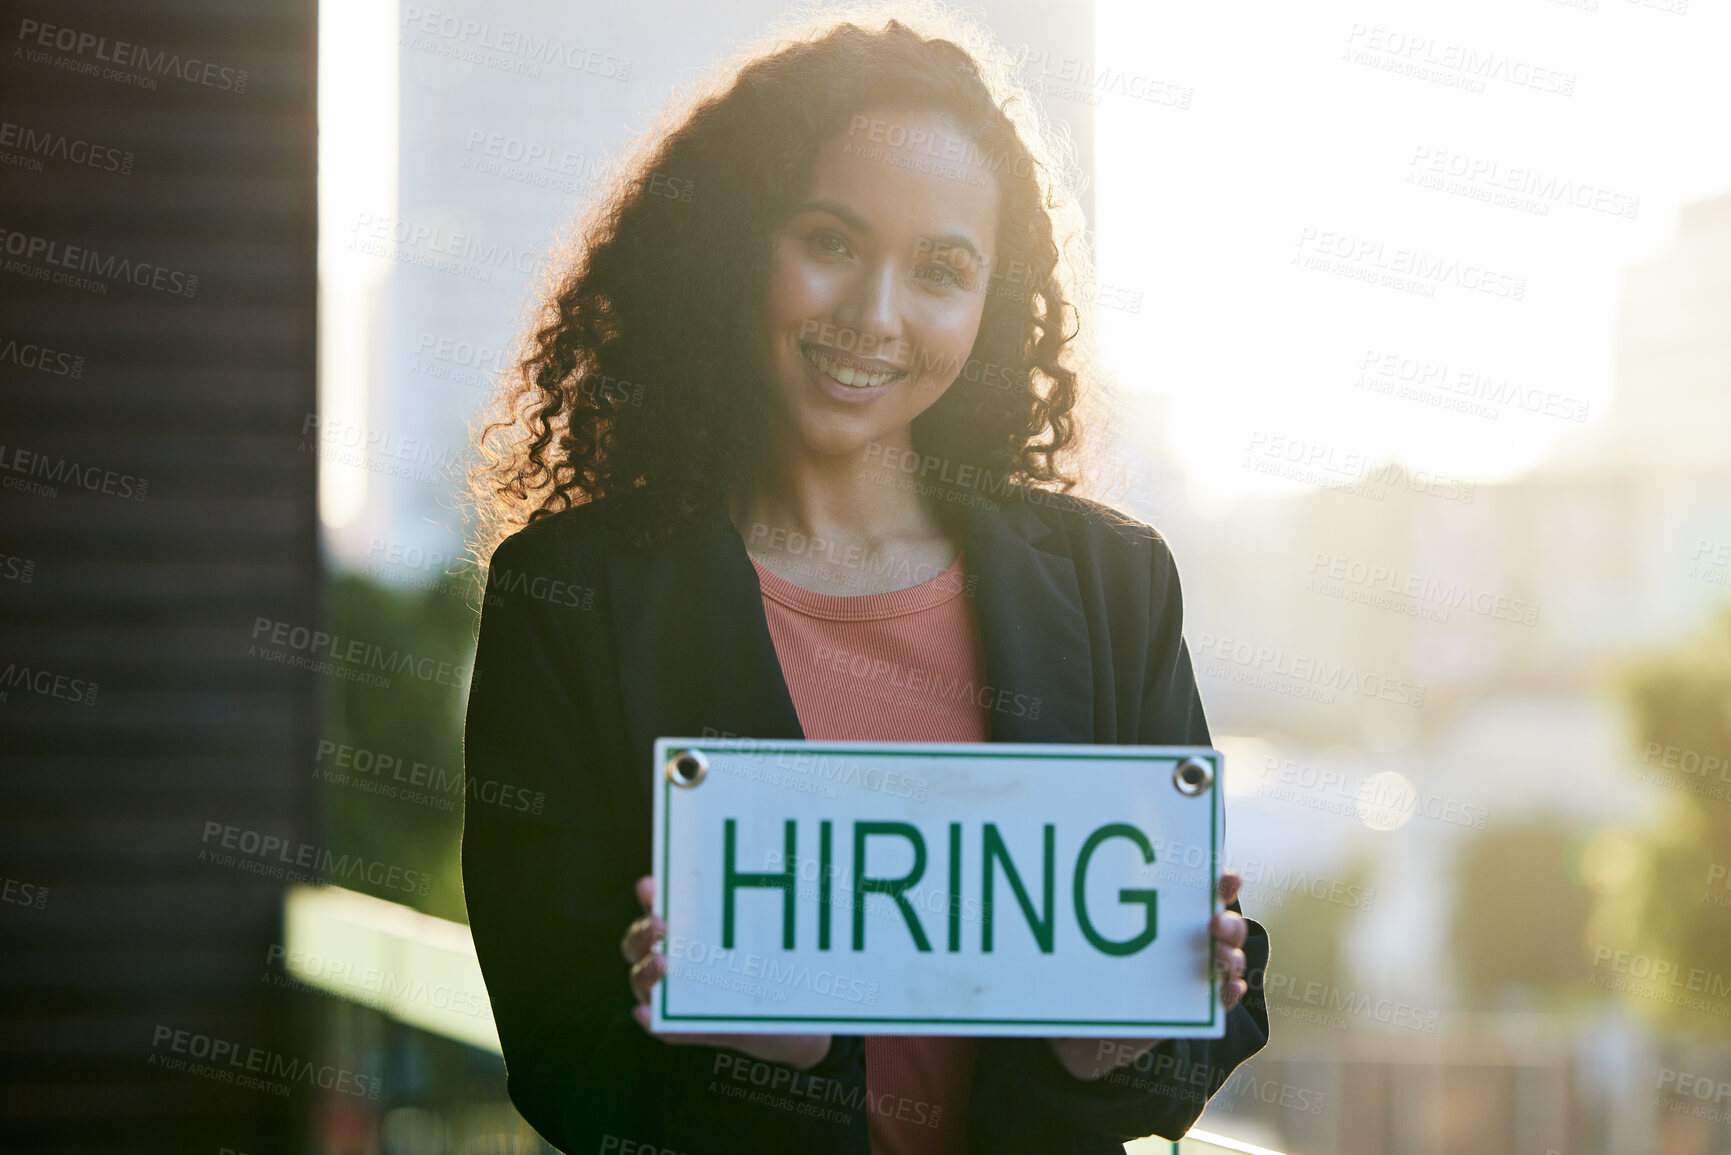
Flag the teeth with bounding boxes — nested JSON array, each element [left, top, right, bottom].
[[807, 346, 894, 389]]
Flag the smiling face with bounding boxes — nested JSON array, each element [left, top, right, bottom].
[[760, 107, 1001, 459]]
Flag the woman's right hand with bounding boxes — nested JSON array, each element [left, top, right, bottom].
[[621, 874, 834, 1071]]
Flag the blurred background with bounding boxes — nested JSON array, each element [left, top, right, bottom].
[[3, 0, 1730, 1151]]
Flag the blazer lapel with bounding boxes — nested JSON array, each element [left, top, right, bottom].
[[605, 502, 805, 788], [956, 495, 1097, 745], [605, 492, 1098, 788]]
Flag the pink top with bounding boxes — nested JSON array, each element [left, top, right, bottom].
[[750, 551, 985, 1155]]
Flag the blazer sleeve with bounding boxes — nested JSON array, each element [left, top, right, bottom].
[[973, 529, 1272, 1145], [461, 529, 672, 1149], [462, 529, 868, 1153]]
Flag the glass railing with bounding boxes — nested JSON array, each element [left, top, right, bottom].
[[1171, 1129, 1292, 1154], [1124, 1127, 1290, 1154], [284, 886, 1288, 1155], [282, 884, 501, 1052]]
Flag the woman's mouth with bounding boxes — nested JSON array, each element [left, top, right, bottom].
[[800, 343, 907, 391]]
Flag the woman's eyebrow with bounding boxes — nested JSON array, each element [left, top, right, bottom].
[[923, 233, 985, 265], [793, 201, 986, 263], [795, 199, 872, 233]]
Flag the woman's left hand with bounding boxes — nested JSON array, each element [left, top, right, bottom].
[[1209, 871, 1251, 1011], [1046, 871, 1250, 1082]]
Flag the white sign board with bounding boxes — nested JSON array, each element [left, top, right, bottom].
[[650, 739, 1225, 1038]]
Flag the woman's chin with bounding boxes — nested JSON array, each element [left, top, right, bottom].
[[783, 413, 900, 462]]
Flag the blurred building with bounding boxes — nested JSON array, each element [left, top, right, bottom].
[[0, 2, 320, 1150], [1145, 189, 1731, 1155], [1145, 190, 1731, 742]]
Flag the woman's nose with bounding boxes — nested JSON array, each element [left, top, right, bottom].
[[833, 260, 903, 351]]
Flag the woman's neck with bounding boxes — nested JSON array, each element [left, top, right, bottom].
[[729, 430, 961, 594]]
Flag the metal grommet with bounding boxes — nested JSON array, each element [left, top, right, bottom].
[[666, 748, 709, 788], [1173, 756, 1213, 796]]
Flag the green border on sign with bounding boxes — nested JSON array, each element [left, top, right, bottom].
[[655, 740, 1222, 1030]]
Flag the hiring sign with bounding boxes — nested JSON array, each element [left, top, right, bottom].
[[650, 739, 1224, 1038]]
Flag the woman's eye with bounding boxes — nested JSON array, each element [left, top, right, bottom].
[[916, 262, 964, 288], [809, 231, 850, 256]]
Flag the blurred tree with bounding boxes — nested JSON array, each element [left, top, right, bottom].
[[1448, 820, 1592, 1007], [1249, 852, 1373, 1019], [318, 569, 483, 923], [1601, 605, 1731, 1036]]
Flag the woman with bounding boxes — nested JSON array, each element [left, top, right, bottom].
[[462, 11, 1268, 1154]]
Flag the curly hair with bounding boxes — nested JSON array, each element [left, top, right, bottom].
[[469, 2, 1103, 558]]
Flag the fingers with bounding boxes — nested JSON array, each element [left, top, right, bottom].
[[1214, 940, 1247, 1010], [622, 875, 666, 1004], [1209, 908, 1247, 949], [1210, 897, 1248, 1012], [622, 876, 664, 965], [1217, 870, 1242, 907], [1214, 940, 1246, 981], [629, 947, 666, 1004], [621, 910, 665, 964]]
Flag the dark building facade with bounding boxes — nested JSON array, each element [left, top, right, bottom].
[[0, 2, 319, 1149]]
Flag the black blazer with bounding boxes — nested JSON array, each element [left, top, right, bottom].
[[461, 487, 1271, 1155]]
